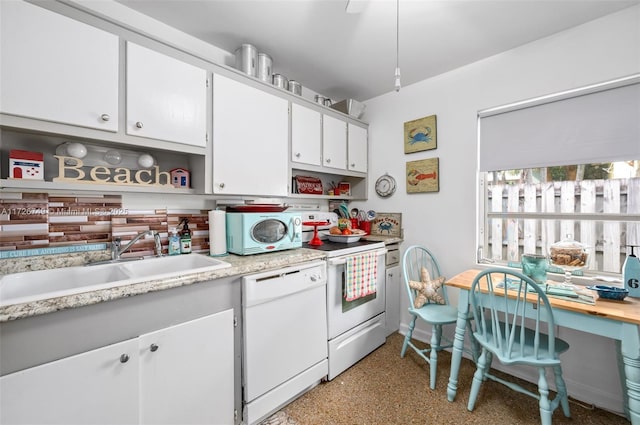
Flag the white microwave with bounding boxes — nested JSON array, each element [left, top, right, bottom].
[[226, 212, 302, 255]]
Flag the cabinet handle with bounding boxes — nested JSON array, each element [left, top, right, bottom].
[[351, 163, 356, 167], [295, 152, 301, 158], [150, 343, 159, 352], [101, 114, 110, 122], [135, 121, 144, 129], [326, 158, 331, 164], [219, 182, 225, 189], [119, 354, 130, 363]]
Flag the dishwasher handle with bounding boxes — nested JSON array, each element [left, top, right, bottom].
[[327, 248, 387, 266]]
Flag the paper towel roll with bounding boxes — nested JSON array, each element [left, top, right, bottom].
[[208, 210, 227, 256]]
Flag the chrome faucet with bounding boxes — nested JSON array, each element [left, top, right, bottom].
[[111, 230, 162, 260]]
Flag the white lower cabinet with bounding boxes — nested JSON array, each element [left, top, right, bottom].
[[0, 310, 234, 425], [140, 310, 234, 425], [0, 339, 139, 425]]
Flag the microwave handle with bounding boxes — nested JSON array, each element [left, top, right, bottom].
[[327, 248, 387, 266], [288, 216, 298, 242]]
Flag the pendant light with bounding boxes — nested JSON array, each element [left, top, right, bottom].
[[394, 0, 401, 92]]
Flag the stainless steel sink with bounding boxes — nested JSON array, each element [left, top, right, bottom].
[[0, 255, 231, 307]]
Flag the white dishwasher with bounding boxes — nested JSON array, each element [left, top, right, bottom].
[[242, 260, 328, 425]]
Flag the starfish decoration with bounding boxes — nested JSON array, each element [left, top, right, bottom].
[[408, 266, 446, 308]]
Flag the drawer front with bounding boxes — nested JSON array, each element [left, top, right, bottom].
[[386, 249, 400, 267]]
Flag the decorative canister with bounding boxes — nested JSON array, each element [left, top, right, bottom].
[[234, 44, 257, 77], [324, 98, 333, 107], [288, 80, 302, 96], [257, 53, 272, 82], [272, 74, 288, 90], [314, 94, 326, 105]]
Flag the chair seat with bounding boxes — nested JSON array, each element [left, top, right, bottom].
[[473, 322, 570, 367], [408, 303, 460, 324]]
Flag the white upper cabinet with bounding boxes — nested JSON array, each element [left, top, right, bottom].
[[291, 103, 322, 167], [0, 1, 118, 131], [126, 42, 207, 147], [347, 123, 368, 173], [213, 74, 289, 196], [322, 115, 347, 170]]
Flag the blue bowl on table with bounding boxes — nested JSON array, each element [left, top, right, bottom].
[[586, 285, 629, 301]]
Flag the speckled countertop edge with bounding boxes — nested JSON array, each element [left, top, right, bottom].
[[0, 249, 326, 323], [0, 238, 402, 323]]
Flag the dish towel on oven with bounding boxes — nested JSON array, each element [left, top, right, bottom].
[[345, 251, 378, 301]]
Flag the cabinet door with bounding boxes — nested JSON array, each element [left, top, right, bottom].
[[385, 265, 401, 336], [127, 42, 207, 147], [291, 103, 322, 166], [322, 115, 347, 170], [213, 74, 289, 196], [0, 339, 138, 425], [139, 310, 235, 425], [347, 123, 368, 173], [0, 1, 118, 131]]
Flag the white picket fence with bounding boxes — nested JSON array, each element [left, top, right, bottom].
[[487, 177, 640, 273]]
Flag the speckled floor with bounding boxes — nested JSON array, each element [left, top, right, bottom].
[[274, 333, 627, 425]]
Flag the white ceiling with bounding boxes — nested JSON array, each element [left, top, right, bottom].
[[115, 0, 639, 101]]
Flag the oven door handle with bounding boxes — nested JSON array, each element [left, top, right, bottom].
[[327, 248, 387, 266]]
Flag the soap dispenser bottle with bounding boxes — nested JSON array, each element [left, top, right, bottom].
[[168, 228, 181, 256], [179, 218, 192, 254], [623, 245, 640, 297]]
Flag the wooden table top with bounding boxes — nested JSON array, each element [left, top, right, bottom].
[[447, 269, 640, 326]]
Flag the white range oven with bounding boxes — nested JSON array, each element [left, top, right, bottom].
[[301, 212, 387, 380]]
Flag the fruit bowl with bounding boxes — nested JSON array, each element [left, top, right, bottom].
[[322, 229, 365, 243], [586, 285, 629, 301]]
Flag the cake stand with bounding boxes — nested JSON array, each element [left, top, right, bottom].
[[302, 221, 325, 246]]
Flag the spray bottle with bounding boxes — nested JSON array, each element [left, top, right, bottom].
[[168, 228, 181, 256], [623, 245, 640, 297]]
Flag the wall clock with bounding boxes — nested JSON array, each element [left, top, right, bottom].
[[375, 173, 396, 198]]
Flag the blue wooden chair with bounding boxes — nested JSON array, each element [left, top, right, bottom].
[[467, 268, 571, 425], [401, 245, 475, 389]]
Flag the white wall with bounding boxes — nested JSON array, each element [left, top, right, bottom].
[[359, 5, 640, 415]]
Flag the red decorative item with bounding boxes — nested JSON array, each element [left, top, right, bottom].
[[303, 221, 325, 246], [295, 176, 323, 195]]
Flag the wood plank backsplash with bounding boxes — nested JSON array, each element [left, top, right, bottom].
[[0, 192, 210, 256]]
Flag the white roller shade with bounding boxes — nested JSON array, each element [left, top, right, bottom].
[[479, 76, 640, 172]]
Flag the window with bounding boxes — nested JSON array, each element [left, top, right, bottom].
[[477, 75, 640, 277]]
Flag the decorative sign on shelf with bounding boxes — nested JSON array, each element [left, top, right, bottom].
[[52, 155, 176, 187], [404, 114, 437, 154], [370, 213, 402, 237]]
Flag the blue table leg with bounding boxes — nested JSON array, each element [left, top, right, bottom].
[[447, 290, 470, 402], [618, 322, 640, 424]]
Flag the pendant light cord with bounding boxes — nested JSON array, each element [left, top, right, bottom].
[[394, 0, 401, 91]]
